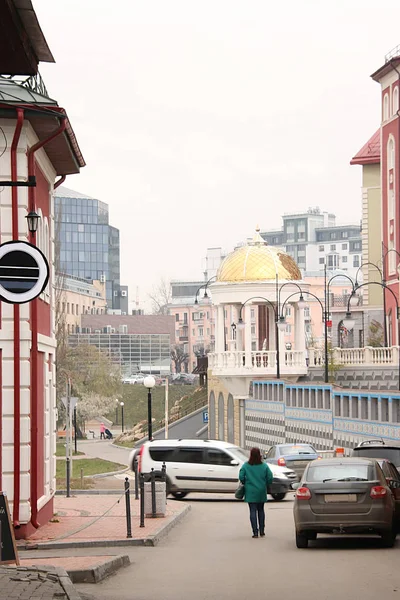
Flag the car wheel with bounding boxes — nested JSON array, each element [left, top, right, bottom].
[[271, 493, 286, 501], [381, 529, 396, 548], [295, 531, 309, 549], [171, 491, 188, 500]]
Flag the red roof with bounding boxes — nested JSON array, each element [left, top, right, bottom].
[[81, 314, 175, 339], [350, 130, 380, 166], [371, 57, 400, 82]]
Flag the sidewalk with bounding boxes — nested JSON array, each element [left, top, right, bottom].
[[19, 494, 190, 550], [0, 565, 81, 600]]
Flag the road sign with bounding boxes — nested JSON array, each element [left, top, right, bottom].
[[326, 320, 333, 328], [61, 397, 78, 410], [203, 410, 209, 423], [0, 240, 49, 304], [0, 492, 19, 565]]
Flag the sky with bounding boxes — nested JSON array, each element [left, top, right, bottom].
[[34, 0, 400, 308]]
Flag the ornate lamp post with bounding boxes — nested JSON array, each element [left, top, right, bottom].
[[120, 401, 125, 432]]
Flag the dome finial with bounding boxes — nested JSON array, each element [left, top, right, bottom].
[[252, 225, 266, 245]]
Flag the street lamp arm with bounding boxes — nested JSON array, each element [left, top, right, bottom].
[[355, 262, 383, 285], [327, 273, 356, 290], [278, 282, 304, 310], [194, 275, 217, 304], [238, 296, 277, 321], [280, 291, 324, 320], [347, 281, 399, 313]]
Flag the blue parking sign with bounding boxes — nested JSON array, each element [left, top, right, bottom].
[[203, 411, 209, 423]]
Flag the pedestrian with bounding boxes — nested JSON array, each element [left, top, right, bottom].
[[100, 422, 106, 440], [239, 447, 273, 538]]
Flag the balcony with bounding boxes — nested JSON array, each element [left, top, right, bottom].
[[179, 336, 189, 342], [308, 346, 399, 367]]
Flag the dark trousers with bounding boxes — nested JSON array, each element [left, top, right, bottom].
[[248, 502, 265, 535], [100, 432, 105, 439]]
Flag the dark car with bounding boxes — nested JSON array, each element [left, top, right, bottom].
[[352, 439, 400, 473], [265, 443, 320, 480], [293, 457, 396, 548], [375, 459, 400, 532]]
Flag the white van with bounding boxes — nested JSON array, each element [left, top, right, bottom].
[[131, 439, 297, 501]]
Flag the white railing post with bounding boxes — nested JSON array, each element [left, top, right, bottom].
[[364, 346, 373, 366]]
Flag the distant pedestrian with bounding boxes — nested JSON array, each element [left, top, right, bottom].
[[239, 447, 273, 538], [100, 422, 106, 440]]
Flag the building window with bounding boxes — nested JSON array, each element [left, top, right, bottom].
[[192, 329, 195, 336], [304, 307, 310, 318], [327, 254, 339, 268], [67, 303, 70, 314], [393, 86, 399, 116], [341, 231, 348, 239], [330, 232, 335, 240], [319, 245, 324, 252], [342, 256, 348, 263], [330, 244, 336, 251], [76, 305, 79, 315], [285, 324, 292, 334], [384, 92, 390, 121], [198, 327, 204, 337], [251, 309, 255, 319], [285, 306, 292, 317], [353, 255, 360, 267], [342, 243, 348, 250], [207, 328, 210, 336], [175, 314, 179, 322], [319, 257, 325, 264], [251, 325, 256, 335], [389, 137, 395, 170]]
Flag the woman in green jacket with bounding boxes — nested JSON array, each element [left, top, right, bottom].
[[239, 447, 273, 538]]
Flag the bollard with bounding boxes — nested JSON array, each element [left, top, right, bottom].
[[66, 456, 71, 498], [124, 477, 132, 538], [134, 460, 139, 500], [150, 468, 156, 518], [161, 462, 167, 482], [80, 468, 83, 490], [139, 473, 145, 528]]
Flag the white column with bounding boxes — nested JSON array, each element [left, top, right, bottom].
[[244, 304, 252, 367], [295, 304, 306, 354], [216, 305, 225, 353]]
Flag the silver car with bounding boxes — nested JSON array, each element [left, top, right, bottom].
[[293, 457, 396, 548]]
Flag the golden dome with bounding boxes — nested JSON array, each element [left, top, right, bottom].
[[216, 228, 301, 283]]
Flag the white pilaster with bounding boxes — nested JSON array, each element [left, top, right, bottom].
[[216, 305, 225, 353], [244, 305, 252, 366], [295, 305, 306, 353]]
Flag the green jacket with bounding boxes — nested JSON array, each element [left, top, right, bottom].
[[239, 461, 273, 503]]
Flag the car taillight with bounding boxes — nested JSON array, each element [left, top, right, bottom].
[[277, 457, 286, 466], [296, 487, 312, 500], [138, 446, 145, 473], [370, 486, 387, 499]]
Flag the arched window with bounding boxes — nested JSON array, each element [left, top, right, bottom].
[[388, 137, 395, 170], [209, 391, 215, 439], [384, 93, 390, 121], [218, 393, 225, 441], [227, 394, 234, 443], [393, 86, 399, 116]]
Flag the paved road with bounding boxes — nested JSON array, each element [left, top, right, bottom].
[[78, 439, 131, 467], [43, 493, 399, 600]]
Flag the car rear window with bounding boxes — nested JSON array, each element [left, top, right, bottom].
[[306, 463, 372, 482], [280, 444, 316, 455], [353, 447, 400, 466]]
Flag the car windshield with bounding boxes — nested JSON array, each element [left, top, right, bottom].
[[307, 464, 371, 482], [280, 444, 316, 455], [354, 447, 400, 466], [227, 447, 249, 463]]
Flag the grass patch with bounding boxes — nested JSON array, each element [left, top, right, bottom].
[[56, 477, 95, 491], [56, 444, 84, 457], [56, 458, 126, 479]]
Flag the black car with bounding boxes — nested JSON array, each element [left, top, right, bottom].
[[352, 439, 400, 473]]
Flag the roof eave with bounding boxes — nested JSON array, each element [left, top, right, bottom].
[[371, 57, 400, 82]]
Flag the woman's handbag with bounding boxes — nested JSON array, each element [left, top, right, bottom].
[[235, 483, 245, 500]]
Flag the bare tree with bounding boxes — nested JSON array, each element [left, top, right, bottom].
[[171, 344, 189, 373], [148, 278, 171, 315]]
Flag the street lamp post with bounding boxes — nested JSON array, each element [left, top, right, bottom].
[[120, 402, 125, 433], [115, 398, 119, 426], [194, 276, 217, 305], [345, 281, 400, 391], [144, 376, 156, 441], [74, 402, 78, 454]]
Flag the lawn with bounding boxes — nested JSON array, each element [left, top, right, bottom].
[[55, 443, 84, 457], [108, 384, 208, 432], [56, 457, 126, 479]]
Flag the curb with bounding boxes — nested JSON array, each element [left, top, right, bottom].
[[55, 489, 123, 496], [19, 505, 191, 551], [89, 467, 129, 479], [68, 554, 130, 584], [55, 566, 83, 600]]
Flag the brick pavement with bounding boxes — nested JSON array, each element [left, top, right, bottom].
[[0, 565, 80, 599], [21, 495, 188, 547]]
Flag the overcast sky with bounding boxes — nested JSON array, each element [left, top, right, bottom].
[[35, 0, 399, 307]]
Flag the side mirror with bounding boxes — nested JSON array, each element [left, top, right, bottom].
[[292, 482, 300, 490], [230, 460, 239, 466]]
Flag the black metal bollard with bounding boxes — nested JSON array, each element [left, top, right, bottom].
[[66, 456, 71, 498], [161, 462, 167, 482], [151, 468, 156, 517], [134, 460, 139, 500], [124, 477, 132, 538], [139, 473, 145, 528]]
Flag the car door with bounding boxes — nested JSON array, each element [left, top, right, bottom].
[[204, 448, 240, 492], [385, 462, 400, 529], [169, 446, 206, 491]]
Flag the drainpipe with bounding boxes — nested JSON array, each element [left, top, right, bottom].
[[54, 175, 66, 190], [27, 119, 66, 529], [11, 108, 24, 527]]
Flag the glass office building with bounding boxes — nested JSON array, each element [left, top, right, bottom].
[[55, 186, 122, 308], [68, 333, 171, 376]]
